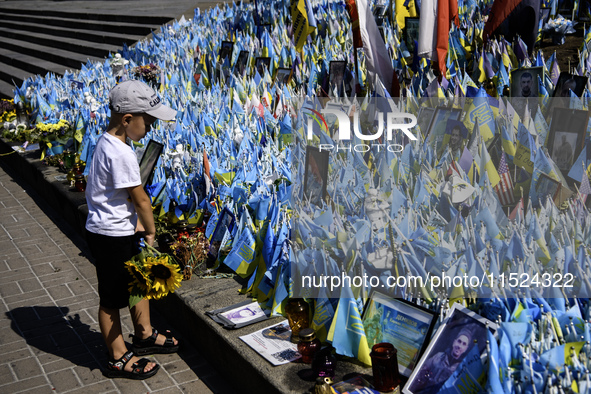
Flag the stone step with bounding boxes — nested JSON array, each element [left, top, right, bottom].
[[0, 80, 17, 100], [0, 19, 145, 47], [0, 47, 67, 78], [0, 11, 162, 36], [2, 35, 104, 71], [0, 60, 37, 89], [0, 27, 121, 59], [0, 7, 172, 25]]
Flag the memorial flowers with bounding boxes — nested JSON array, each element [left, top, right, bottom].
[[170, 230, 210, 280], [35, 119, 72, 143], [0, 99, 16, 123], [125, 243, 183, 308], [131, 63, 161, 84]]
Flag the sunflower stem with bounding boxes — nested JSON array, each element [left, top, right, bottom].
[[144, 243, 161, 257]]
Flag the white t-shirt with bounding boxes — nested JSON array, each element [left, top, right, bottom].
[[85, 132, 141, 236]]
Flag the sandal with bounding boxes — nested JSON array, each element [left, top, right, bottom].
[[103, 350, 159, 380], [130, 328, 180, 355]]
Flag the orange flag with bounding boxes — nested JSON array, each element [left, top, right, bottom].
[[435, 0, 459, 76]]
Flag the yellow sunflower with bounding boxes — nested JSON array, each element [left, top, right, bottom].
[[144, 255, 182, 299], [125, 259, 151, 293]]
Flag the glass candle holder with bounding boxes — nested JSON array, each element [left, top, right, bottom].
[[74, 174, 86, 192], [63, 151, 75, 170], [312, 346, 337, 378], [285, 298, 310, 343], [297, 328, 321, 364], [370, 343, 400, 392]]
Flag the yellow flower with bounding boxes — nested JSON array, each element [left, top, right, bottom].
[[144, 255, 182, 299], [125, 260, 152, 293]]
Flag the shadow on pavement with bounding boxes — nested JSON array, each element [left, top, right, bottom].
[[6, 306, 107, 371]]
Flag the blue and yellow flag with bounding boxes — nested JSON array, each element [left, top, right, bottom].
[[223, 226, 257, 277], [327, 285, 371, 366], [514, 122, 535, 173]]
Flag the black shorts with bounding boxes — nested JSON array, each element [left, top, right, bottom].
[[86, 230, 138, 309]]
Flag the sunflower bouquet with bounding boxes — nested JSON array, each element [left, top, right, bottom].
[[125, 243, 184, 308]]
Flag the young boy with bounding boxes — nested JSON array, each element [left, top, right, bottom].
[[85, 80, 179, 379]]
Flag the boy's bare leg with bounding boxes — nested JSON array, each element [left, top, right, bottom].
[[98, 305, 157, 371], [130, 299, 178, 345]]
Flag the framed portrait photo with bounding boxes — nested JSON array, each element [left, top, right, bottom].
[[233, 50, 250, 78], [303, 146, 329, 207], [403, 303, 498, 394], [404, 17, 420, 53], [510, 67, 543, 98], [547, 107, 589, 173], [254, 56, 271, 77], [552, 72, 588, 98], [362, 292, 437, 377], [218, 41, 234, 63], [329, 61, 347, 95], [274, 67, 292, 87], [425, 106, 462, 150]]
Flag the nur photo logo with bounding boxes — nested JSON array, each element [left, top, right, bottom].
[[303, 99, 418, 152]]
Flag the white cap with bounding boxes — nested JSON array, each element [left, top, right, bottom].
[[109, 80, 176, 121]]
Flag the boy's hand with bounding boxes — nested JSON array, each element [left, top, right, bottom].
[[143, 233, 155, 246]]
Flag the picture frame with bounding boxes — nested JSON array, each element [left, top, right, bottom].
[[362, 291, 437, 377], [403, 303, 497, 394], [274, 67, 292, 87], [328, 60, 347, 95], [256, 23, 272, 41], [581, 0, 591, 22], [254, 56, 271, 77], [510, 66, 543, 98], [138, 139, 164, 188], [547, 107, 589, 173], [209, 207, 236, 258], [373, 4, 386, 26], [436, 119, 468, 159], [535, 173, 561, 202], [425, 106, 462, 150], [539, 7, 551, 25], [404, 17, 420, 53], [70, 81, 84, 90], [233, 50, 250, 78], [552, 72, 588, 98], [303, 145, 329, 207], [218, 40, 234, 63], [416, 107, 435, 140], [206, 300, 269, 329]]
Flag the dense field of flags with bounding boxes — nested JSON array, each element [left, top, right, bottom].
[[7, 0, 591, 391]]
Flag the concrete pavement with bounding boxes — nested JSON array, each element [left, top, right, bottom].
[[0, 161, 236, 393]]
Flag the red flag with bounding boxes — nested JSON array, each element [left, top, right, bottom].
[[203, 148, 211, 180], [345, 0, 363, 49], [482, 0, 523, 43], [435, 0, 459, 76]]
